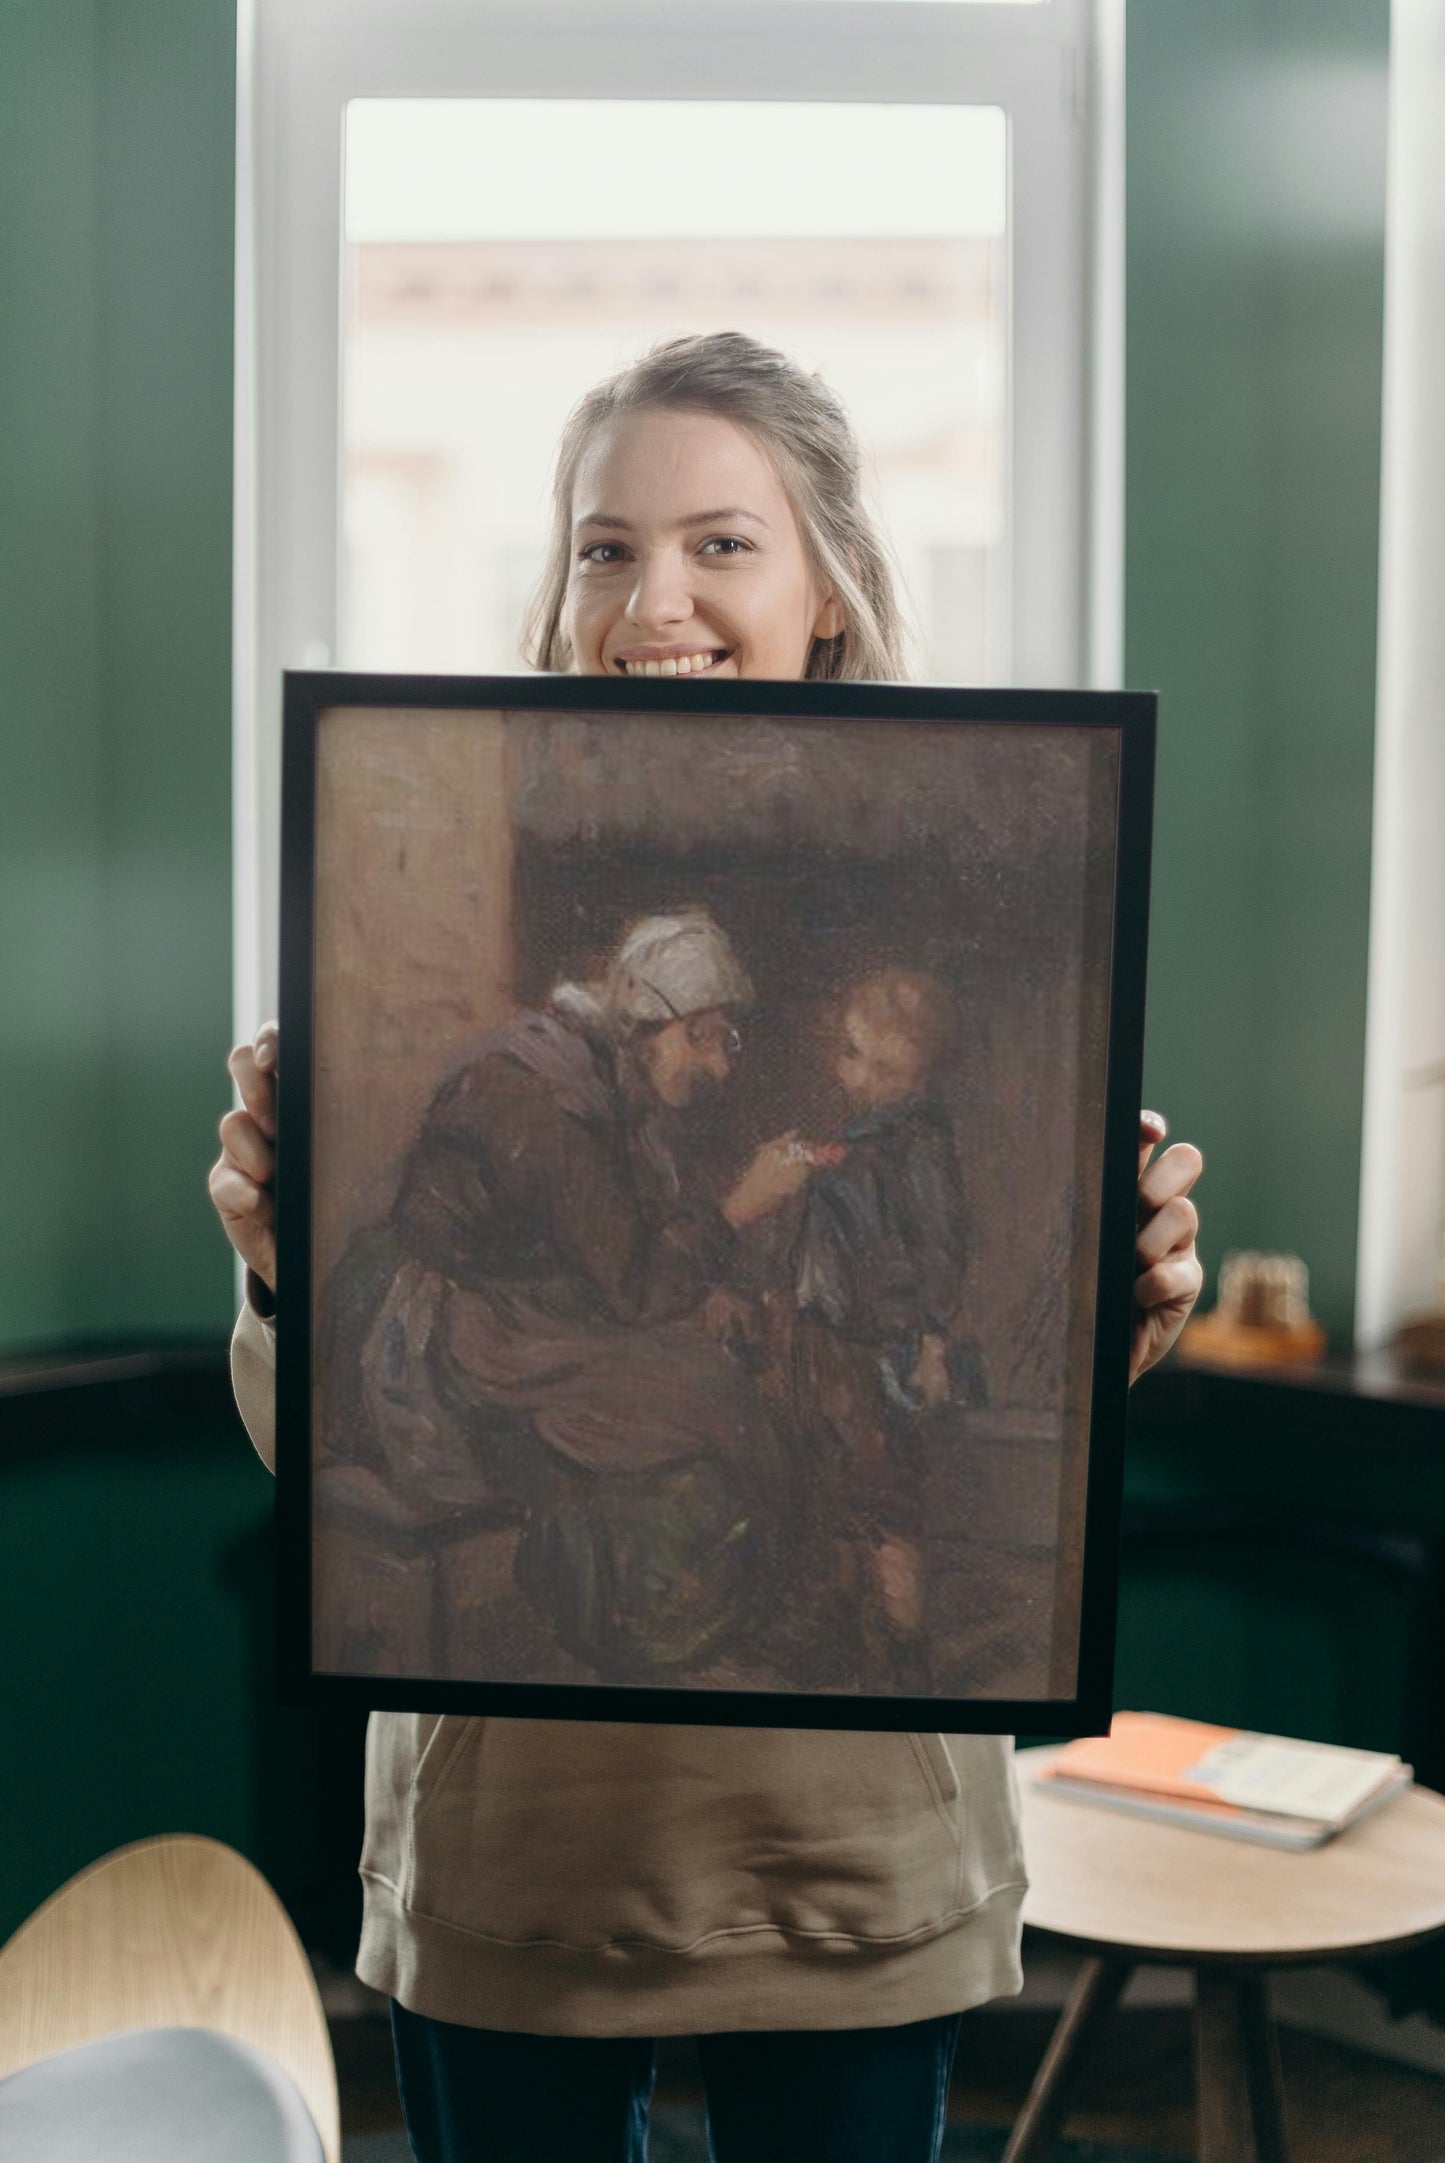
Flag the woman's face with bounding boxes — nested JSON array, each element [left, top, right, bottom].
[[634, 1009, 741, 1109], [563, 407, 842, 681]]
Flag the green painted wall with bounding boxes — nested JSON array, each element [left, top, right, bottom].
[[0, 1384, 368, 1954], [0, 0, 249, 1940], [1118, 1407, 1441, 1760], [0, 0, 236, 1353], [0, 1399, 273, 1943], [1128, 0, 1390, 1340], [1, 4, 109, 1343]]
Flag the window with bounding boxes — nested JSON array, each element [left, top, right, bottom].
[[237, 0, 1118, 1023], [340, 99, 1008, 682]]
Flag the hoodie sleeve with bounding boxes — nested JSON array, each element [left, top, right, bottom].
[[230, 1281, 278, 1474]]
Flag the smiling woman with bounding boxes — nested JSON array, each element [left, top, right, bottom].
[[524, 331, 909, 683], [214, 8, 1137, 2153]]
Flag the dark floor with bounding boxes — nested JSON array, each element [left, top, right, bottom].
[[332, 1999, 1445, 2162]]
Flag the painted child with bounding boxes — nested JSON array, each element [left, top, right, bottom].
[[789, 968, 976, 1687]]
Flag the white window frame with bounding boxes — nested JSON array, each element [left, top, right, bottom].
[[234, 0, 1122, 1029]]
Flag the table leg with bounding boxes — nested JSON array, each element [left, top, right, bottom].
[[1195, 1969, 1289, 2163], [1239, 1972, 1289, 2163], [1000, 1955, 1131, 2163]]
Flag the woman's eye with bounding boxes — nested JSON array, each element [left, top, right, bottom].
[[699, 536, 751, 558], [579, 541, 627, 565]]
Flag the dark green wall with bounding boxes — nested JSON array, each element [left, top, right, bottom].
[[1, 1393, 271, 1942], [0, 1382, 367, 1954], [1128, 0, 1390, 1339], [1, 1, 251, 1944], [2, 4, 108, 1344], [0, 0, 236, 1353], [1119, 1404, 1441, 1762]]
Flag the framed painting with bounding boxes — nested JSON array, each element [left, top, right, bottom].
[[276, 674, 1154, 1733]]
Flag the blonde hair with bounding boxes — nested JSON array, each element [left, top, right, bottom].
[[522, 331, 914, 682]]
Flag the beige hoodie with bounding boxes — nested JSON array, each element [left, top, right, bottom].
[[233, 1300, 1027, 2035]]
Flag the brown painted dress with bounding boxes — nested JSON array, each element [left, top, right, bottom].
[[329, 1001, 781, 1675]]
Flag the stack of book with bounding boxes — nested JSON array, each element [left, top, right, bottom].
[[1035, 1712, 1412, 1850]]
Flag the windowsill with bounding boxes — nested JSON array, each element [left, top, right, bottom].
[[0, 1337, 230, 1400]]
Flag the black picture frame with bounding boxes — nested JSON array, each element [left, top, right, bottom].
[[277, 671, 1154, 1734]]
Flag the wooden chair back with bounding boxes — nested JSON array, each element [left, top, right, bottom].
[[0, 1833, 340, 2162]]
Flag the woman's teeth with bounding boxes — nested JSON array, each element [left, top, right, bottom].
[[621, 651, 726, 677]]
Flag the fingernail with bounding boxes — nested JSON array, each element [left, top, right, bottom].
[[1142, 1110, 1167, 1136]]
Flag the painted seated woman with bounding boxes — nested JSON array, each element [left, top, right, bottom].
[[326, 908, 809, 1678]]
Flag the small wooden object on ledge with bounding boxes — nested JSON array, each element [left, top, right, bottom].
[[1179, 1249, 1327, 1369]]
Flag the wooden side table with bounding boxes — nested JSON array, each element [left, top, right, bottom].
[[1007, 1746, 1445, 2163]]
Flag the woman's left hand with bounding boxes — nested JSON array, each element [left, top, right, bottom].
[[1131, 1112, 1204, 1384]]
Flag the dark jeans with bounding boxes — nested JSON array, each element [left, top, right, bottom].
[[391, 2000, 965, 2163]]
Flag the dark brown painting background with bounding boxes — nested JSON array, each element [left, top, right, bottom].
[[310, 705, 1118, 1701]]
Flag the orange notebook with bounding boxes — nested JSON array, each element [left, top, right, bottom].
[[1043, 1711, 1403, 1827]]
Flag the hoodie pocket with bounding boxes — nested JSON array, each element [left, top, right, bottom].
[[400, 1720, 985, 1952], [401, 1715, 486, 1898], [414, 1715, 480, 1815], [909, 1731, 962, 1832]]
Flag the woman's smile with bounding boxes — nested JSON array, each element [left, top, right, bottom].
[[613, 645, 734, 678]]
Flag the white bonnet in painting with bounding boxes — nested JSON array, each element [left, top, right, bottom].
[[602, 910, 755, 1034]]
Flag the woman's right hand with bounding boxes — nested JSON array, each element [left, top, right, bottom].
[[721, 1133, 814, 1230], [208, 1021, 279, 1294]]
